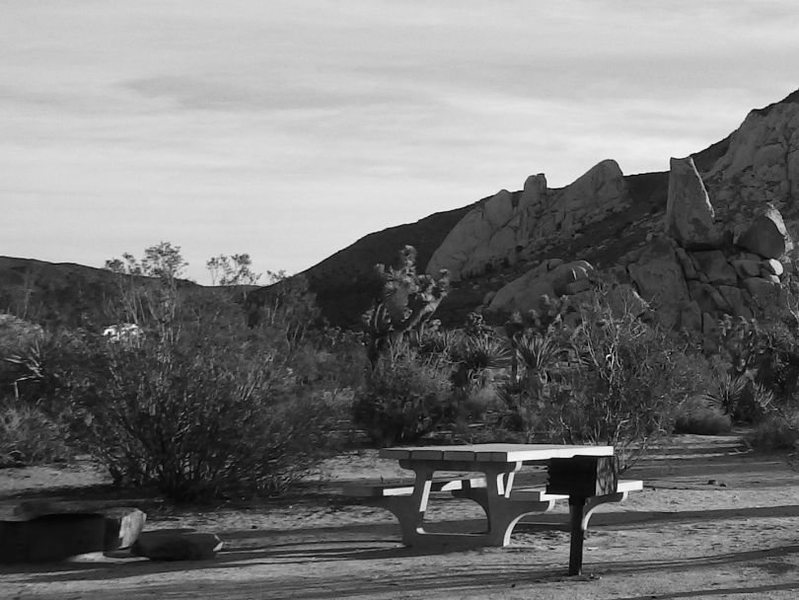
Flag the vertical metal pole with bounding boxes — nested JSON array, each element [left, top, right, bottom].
[[568, 496, 587, 576]]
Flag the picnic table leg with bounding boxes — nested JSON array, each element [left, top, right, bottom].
[[392, 465, 435, 546], [483, 462, 527, 547], [568, 496, 587, 576]]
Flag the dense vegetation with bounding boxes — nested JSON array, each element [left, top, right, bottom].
[[2, 242, 799, 501]]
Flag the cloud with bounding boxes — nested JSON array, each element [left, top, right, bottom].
[[122, 75, 423, 114]]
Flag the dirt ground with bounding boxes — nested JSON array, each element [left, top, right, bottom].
[[3, 434, 799, 600]]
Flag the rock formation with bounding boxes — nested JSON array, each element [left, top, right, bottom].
[[486, 259, 594, 314], [485, 154, 795, 342], [239, 88, 799, 330], [665, 156, 719, 247], [612, 177, 794, 337], [427, 160, 629, 281], [703, 91, 799, 229]]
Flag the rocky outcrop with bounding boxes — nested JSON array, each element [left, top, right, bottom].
[[623, 177, 795, 336], [486, 153, 796, 342], [703, 92, 799, 230], [254, 88, 799, 330], [627, 237, 691, 329], [549, 159, 628, 235], [486, 259, 595, 314], [424, 186, 536, 282], [426, 160, 629, 281], [665, 157, 719, 247]]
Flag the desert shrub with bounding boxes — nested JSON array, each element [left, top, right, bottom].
[[451, 333, 510, 385], [0, 401, 70, 466], [722, 295, 799, 450], [715, 285, 799, 426], [549, 315, 685, 469], [703, 371, 750, 420], [352, 341, 453, 446], [497, 289, 692, 469], [2, 327, 100, 410], [497, 324, 569, 440], [745, 413, 799, 451], [0, 313, 44, 399], [0, 327, 105, 467], [673, 395, 732, 435], [446, 317, 509, 424], [53, 285, 342, 501]]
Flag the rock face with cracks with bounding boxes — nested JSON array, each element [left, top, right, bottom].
[[665, 156, 719, 248], [704, 92, 799, 225], [485, 158, 795, 345], [427, 160, 629, 282]]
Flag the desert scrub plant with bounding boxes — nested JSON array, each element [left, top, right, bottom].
[[452, 332, 511, 383], [0, 326, 110, 467], [0, 401, 70, 466], [746, 413, 799, 451], [715, 290, 799, 425], [352, 340, 453, 446], [496, 297, 576, 440], [670, 353, 733, 435], [62, 280, 341, 501], [545, 292, 691, 469], [496, 287, 692, 469], [672, 395, 732, 435], [0, 313, 44, 399]]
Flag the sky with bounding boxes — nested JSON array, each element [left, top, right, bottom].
[[2, 1, 798, 284]]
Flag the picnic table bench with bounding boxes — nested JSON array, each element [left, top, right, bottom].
[[341, 443, 643, 575]]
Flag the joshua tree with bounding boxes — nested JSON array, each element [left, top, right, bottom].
[[363, 246, 450, 367]]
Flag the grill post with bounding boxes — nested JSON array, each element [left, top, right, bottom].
[[546, 455, 618, 576]]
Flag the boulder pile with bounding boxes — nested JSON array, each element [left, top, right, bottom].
[[622, 156, 794, 338], [484, 155, 795, 343]]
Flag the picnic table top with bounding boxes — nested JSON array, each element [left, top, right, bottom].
[[379, 443, 615, 463]]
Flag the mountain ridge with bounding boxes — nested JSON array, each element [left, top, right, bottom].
[[2, 87, 798, 330]]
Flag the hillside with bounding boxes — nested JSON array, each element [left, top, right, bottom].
[[2, 87, 797, 332], [0, 256, 124, 328], [289, 89, 794, 328], [256, 202, 483, 329], [0, 256, 206, 330]]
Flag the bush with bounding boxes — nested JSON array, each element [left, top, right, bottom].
[[57, 289, 341, 501], [0, 313, 44, 399], [497, 289, 693, 470], [0, 327, 101, 466], [0, 401, 70, 466], [352, 342, 453, 446], [673, 395, 732, 435], [745, 413, 799, 451]]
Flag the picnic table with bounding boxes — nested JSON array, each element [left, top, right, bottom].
[[344, 443, 642, 575]]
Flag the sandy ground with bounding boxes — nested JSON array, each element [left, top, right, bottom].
[[2, 435, 799, 599]]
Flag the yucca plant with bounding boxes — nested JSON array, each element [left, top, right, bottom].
[[513, 329, 567, 385], [458, 335, 511, 376], [701, 372, 748, 417]]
